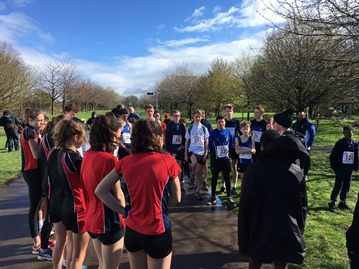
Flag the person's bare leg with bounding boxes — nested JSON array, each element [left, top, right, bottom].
[[232, 158, 238, 185], [147, 252, 172, 269], [190, 155, 197, 176], [66, 232, 73, 269], [273, 260, 288, 269], [176, 159, 182, 180], [203, 160, 208, 183], [128, 250, 147, 269], [39, 197, 47, 226], [70, 232, 89, 269], [196, 164, 204, 191], [52, 222, 67, 269], [102, 237, 124, 269], [248, 257, 262, 269], [92, 238, 103, 269]]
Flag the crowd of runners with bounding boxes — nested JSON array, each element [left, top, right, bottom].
[[2, 101, 357, 269]]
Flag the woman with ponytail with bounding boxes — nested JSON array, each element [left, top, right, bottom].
[[21, 108, 45, 254], [81, 115, 126, 269], [54, 118, 88, 269], [95, 119, 181, 269]]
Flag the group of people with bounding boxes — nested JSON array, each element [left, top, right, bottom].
[[14, 101, 359, 269]]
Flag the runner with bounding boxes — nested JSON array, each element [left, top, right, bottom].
[[81, 115, 126, 269], [199, 110, 212, 191], [180, 118, 191, 182], [222, 104, 241, 194], [144, 104, 156, 122], [117, 109, 132, 160], [55, 118, 89, 269], [164, 113, 171, 125], [250, 106, 267, 163], [64, 104, 78, 118], [154, 110, 167, 136], [95, 119, 181, 269], [206, 115, 235, 207], [235, 121, 256, 185], [184, 109, 209, 200], [21, 108, 45, 255], [165, 110, 186, 183]]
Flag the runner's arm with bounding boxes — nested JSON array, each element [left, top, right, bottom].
[[250, 136, 256, 155], [95, 169, 126, 215], [168, 176, 181, 206], [29, 138, 41, 159]]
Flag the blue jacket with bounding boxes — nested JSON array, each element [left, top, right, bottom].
[[292, 117, 316, 148], [128, 112, 141, 120]]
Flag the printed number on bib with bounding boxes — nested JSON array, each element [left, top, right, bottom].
[[252, 130, 262, 143], [191, 135, 202, 147], [227, 127, 235, 137], [239, 147, 252, 159], [216, 145, 228, 158], [172, 135, 182, 145], [342, 151, 354, 164], [122, 133, 131, 144]]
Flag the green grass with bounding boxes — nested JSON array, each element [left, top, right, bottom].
[[206, 151, 357, 269], [0, 136, 22, 184]]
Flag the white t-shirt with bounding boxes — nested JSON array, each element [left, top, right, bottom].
[[185, 124, 209, 155]]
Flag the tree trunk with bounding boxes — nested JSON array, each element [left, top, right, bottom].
[[52, 99, 54, 115]]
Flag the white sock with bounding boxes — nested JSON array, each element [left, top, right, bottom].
[[39, 219, 45, 230], [233, 183, 236, 188], [221, 184, 225, 188]]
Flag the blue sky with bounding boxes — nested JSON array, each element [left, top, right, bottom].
[[0, 0, 283, 95]]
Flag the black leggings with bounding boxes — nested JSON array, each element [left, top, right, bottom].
[[23, 169, 42, 238], [211, 158, 231, 197], [41, 197, 53, 248]]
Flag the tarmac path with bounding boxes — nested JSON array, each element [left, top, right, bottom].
[[0, 176, 275, 269]]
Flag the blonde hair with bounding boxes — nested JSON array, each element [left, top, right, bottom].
[[193, 109, 202, 117], [240, 120, 251, 129], [54, 118, 87, 149]]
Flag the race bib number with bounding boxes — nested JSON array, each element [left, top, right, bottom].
[[239, 147, 252, 159], [122, 133, 131, 144], [172, 135, 182, 145], [252, 130, 262, 143], [227, 127, 235, 137], [216, 145, 228, 158], [342, 151, 354, 164], [191, 135, 202, 147]]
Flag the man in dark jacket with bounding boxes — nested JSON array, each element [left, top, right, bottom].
[[0, 110, 21, 152], [347, 192, 359, 268], [86, 111, 97, 129], [127, 107, 141, 120], [292, 112, 316, 180], [238, 132, 308, 268], [111, 104, 124, 118]]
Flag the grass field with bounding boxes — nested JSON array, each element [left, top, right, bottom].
[[0, 136, 22, 184]]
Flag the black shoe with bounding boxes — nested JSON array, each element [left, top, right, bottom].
[[202, 182, 210, 191], [218, 187, 225, 195], [15, 149, 19, 151], [232, 187, 238, 195], [328, 202, 336, 212], [338, 202, 352, 210]]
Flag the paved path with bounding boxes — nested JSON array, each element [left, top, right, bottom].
[[0, 176, 278, 269]]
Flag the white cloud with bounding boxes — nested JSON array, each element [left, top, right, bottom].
[[156, 37, 209, 47], [0, 12, 54, 44], [185, 6, 205, 22], [157, 24, 164, 30], [12, 0, 32, 7], [175, 1, 286, 32], [0, 2, 6, 10]]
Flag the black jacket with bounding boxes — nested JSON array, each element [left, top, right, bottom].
[[238, 135, 308, 264], [347, 192, 359, 252], [111, 108, 120, 118], [0, 110, 21, 132]]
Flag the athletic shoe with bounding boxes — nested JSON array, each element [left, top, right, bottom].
[[48, 239, 56, 246], [15, 148, 19, 151], [206, 196, 217, 205], [181, 187, 186, 193], [338, 202, 352, 210], [4, 147, 8, 150], [32, 245, 41, 255], [232, 187, 238, 195], [189, 173, 196, 185], [219, 187, 225, 195], [194, 191, 203, 200], [202, 182, 210, 191], [328, 202, 336, 213], [50, 230, 55, 236], [226, 197, 237, 207], [38, 248, 52, 261]]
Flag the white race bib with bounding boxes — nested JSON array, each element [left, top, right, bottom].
[[216, 145, 229, 158], [342, 151, 354, 164], [122, 133, 131, 144], [227, 127, 235, 137], [113, 145, 119, 157], [191, 135, 203, 147], [239, 146, 252, 159], [252, 130, 262, 143], [172, 135, 182, 145]]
